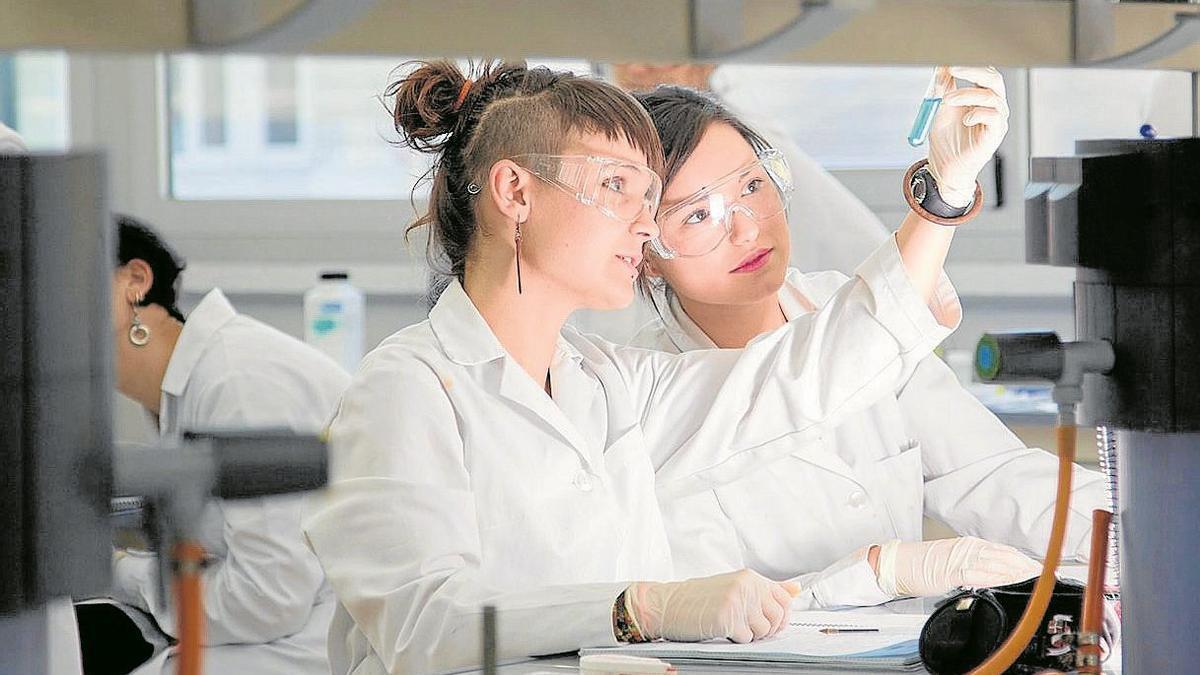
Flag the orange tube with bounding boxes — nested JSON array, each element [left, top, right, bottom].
[[968, 423, 1076, 675], [1078, 509, 1113, 674], [174, 540, 206, 675]]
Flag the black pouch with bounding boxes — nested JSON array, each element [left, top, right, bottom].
[[919, 577, 1086, 674]]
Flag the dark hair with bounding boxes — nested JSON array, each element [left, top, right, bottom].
[[387, 59, 665, 289], [633, 85, 770, 189], [631, 86, 773, 303], [115, 214, 187, 323]]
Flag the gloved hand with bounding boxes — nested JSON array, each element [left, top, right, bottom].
[[926, 66, 1010, 207], [628, 570, 799, 643], [876, 537, 1042, 598]]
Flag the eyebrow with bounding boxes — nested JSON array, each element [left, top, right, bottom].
[[660, 156, 760, 213]]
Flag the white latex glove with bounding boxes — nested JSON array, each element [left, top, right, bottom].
[[876, 537, 1042, 598], [926, 65, 1010, 207], [628, 570, 800, 644]]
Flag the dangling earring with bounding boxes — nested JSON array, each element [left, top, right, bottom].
[[514, 218, 524, 295], [129, 296, 151, 347]]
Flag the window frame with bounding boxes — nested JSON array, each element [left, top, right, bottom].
[[69, 53, 414, 247], [83, 57, 1194, 273]]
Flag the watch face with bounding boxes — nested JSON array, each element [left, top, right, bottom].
[[912, 173, 928, 204]]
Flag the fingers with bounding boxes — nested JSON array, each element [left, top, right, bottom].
[[729, 622, 755, 644], [771, 582, 797, 608], [962, 108, 1006, 130], [747, 610, 773, 641], [765, 584, 795, 637], [942, 87, 1009, 116], [948, 65, 1006, 98], [961, 544, 1043, 587], [762, 596, 787, 637]]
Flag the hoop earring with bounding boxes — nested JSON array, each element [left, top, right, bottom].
[[514, 218, 524, 295], [129, 297, 151, 347]]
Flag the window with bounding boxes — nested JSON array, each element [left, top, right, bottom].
[[265, 58, 299, 145], [0, 51, 69, 151], [1029, 69, 1193, 157], [713, 65, 935, 169], [166, 55, 594, 201]]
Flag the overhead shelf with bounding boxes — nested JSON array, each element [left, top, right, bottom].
[[2, 1, 1199, 70]]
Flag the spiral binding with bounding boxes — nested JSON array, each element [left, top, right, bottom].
[[1095, 426, 1120, 588]]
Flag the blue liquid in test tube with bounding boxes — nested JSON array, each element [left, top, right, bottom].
[[907, 97, 942, 147], [907, 67, 948, 148]]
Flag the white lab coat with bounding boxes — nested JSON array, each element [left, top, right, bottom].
[[303, 236, 959, 675], [631, 267, 1107, 582], [110, 289, 350, 675]]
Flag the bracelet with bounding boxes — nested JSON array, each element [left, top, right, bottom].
[[903, 159, 984, 226], [612, 589, 647, 643]]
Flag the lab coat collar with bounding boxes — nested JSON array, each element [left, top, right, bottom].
[[429, 278, 587, 368], [428, 280, 508, 366], [160, 288, 239, 398], [430, 279, 599, 467], [655, 268, 819, 352]]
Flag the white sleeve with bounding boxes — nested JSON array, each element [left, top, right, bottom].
[[615, 235, 961, 497], [900, 355, 1108, 562], [111, 375, 331, 644], [303, 356, 626, 674], [789, 551, 893, 611]]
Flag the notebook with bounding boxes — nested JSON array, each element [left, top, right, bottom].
[[580, 610, 926, 671]]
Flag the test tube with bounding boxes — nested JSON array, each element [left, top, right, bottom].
[[907, 67, 948, 147]]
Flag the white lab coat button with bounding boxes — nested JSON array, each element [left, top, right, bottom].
[[573, 471, 594, 492], [847, 491, 868, 508]]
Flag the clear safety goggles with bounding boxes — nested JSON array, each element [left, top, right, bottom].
[[511, 154, 662, 224], [649, 149, 793, 259]]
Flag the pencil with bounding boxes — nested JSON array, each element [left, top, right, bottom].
[[818, 627, 880, 634]]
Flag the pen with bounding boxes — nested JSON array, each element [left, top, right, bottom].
[[819, 627, 880, 634]]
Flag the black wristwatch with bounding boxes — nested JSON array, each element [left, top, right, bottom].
[[910, 165, 972, 219]]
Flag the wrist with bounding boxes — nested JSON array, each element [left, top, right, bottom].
[[613, 588, 648, 643], [876, 540, 902, 597], [904, 160, 983, 225], [867, 544, 881, 574]]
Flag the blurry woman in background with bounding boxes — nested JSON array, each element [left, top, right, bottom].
[[85, 215, 349, 675]]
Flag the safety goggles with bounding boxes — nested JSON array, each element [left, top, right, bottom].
[[510, 154, 662, 224], [649, 149, 793, 259]]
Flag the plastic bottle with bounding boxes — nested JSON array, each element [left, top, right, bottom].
[[303, 271, 364, 372]]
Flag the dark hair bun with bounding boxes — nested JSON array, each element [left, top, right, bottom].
[[387, 60, 474, 153]]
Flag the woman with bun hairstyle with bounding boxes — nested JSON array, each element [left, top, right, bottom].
[[304, 60, 963, 674]]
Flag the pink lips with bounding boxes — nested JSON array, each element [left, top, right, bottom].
[[731, 248, 772, 274]]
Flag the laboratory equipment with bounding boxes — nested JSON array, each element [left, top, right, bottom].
[[1021, 136, 1200, 673], [0, 153, 330, 675], [970, 330, 1114, 675], [1095, 426, 1120, 590], [907, 67, 947, 147], [919, 576, 1093, 674], [1, 154, 114, 670], [304, 270, 365, 372]]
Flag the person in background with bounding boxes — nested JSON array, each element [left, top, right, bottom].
[[627, 76, 1106, 589], [611, 63, 889, 276], [81, 215, 350, 675]]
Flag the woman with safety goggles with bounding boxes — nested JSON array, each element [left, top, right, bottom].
[[304, 59, 973, 674], [629, 70, 1107, 602]]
